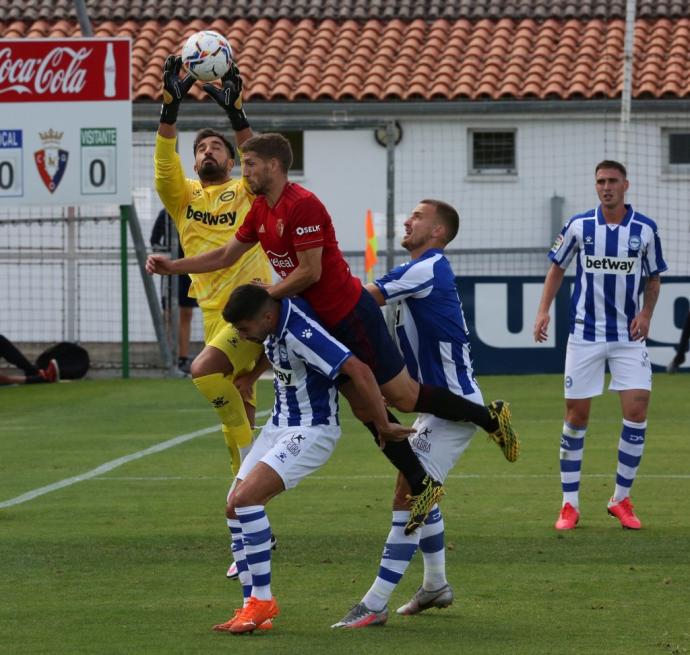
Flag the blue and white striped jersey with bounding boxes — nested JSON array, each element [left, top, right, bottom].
[[266, 297, 352, 427], [549, 204, 667, 342], [374, 248, 479, 397]]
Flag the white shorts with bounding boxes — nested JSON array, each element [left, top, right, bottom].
[[564, 337, 652, 399], [408, 390, 483, 482], [237, 422, 341, 490]]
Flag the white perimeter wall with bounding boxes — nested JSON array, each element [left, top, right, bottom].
[[3, 113, 688, 346]]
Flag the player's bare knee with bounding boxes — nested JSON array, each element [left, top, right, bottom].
[[565, 413, 587, 428], [393, 473, 412, 509], [393, 490, 411, 510], [624, 408, 648, 423], [229, 489, 247, 512], [191, 346, 233, 379], [190, 353, 209, 378], [565, 402, 590, 428]]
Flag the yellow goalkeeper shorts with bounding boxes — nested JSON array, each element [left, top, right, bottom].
[[203, 308, 263, 407]]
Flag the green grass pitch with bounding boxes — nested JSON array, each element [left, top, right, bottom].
[[1, 375, 689, 655]]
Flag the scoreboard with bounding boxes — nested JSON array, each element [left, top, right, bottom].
[[0, 38, 131, 206]]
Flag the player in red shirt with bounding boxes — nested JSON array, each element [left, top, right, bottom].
[[147, 133, 518, 533]]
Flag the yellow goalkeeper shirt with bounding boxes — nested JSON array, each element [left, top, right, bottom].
[[154, 134, 271, 310]]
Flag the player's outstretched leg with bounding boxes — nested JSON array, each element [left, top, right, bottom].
[[486, 400, 520, 462], [405, 476, 445, 535], [361, 414, 446, 529], [412, 385, 520, 462]]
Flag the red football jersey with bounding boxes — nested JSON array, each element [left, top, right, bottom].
[[236, 182, 362, 327]]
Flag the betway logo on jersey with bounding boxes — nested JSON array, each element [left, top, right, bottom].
[[584, 255, 637, 274], [295, 225, 321, 236], [274, 367, 293, 386], [186, 206, 236, 226]]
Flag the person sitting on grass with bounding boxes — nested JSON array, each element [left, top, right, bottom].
[[0, 334, 59, 386]]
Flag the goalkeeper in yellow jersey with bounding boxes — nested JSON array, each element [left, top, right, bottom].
[[154, 55, 271, 481]]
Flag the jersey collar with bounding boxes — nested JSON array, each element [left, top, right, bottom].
[[596, 204, 633, 227], [267, 182, 293, 211], [274, 298, 292, 339], [416, 247, 444, 260]]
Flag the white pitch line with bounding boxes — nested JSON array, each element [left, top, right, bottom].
[[0, 410, 271, 509]]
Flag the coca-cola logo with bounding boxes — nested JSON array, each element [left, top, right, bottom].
[[0, 47, 92, 96]]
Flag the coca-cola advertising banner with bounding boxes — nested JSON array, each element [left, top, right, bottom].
[[0, 39, 130, 102], [0, 38, 131, 206]]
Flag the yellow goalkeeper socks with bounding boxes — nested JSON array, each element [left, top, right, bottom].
[[193, 372, 254, 474], [222, 425, 255, 476]]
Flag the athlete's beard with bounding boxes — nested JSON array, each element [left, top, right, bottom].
[[247, 179, 267, 196], [246, 170, 270, 196], [198, 159, 227, 184], [401, 233, 416, 251]]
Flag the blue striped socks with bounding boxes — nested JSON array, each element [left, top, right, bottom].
[[362, 511, 420, 611], [560, 423, 587, 509], [236, 505, 273, 601], [612, 419, 646, 502], [228, 518, 252, 603], [419, 505, 447, 590]]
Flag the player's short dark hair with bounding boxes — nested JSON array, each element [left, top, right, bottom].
[[223, 284, 272, 324], [193, 128, 236, 160], [420, 199, 460, 243], [242, 133, 293, 173], [595, 159, 627, 178]]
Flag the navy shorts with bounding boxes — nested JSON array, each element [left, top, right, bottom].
[[331, 288, 405, 385], [162, 274, 198, 309]]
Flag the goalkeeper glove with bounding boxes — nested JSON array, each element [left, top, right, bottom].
[[160, 55, 195, 125], [202, 63, 250, 132]]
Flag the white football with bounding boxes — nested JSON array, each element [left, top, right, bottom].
[[181, 30, 233, 82]]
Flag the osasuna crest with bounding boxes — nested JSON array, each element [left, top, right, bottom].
[[34, 129, 69, 193]]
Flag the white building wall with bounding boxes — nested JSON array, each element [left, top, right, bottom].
[[2, 113, 688, 352]]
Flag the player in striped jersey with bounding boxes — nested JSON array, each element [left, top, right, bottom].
[[534, 160, 667, 531], [211, 284, 412, 634], [333, 199, 503, 628]]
